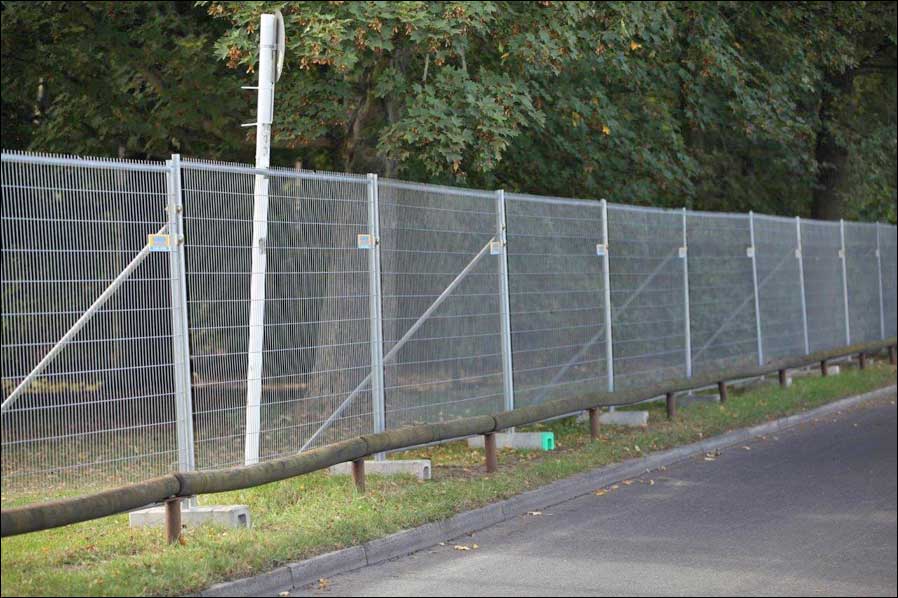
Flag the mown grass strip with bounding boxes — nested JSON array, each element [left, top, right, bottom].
[[1, 361, 894, 597]]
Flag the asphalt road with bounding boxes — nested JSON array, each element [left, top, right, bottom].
[[292, 397, 897, 597]]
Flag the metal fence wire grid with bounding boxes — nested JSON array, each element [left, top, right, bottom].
[[2, 150, 896, 501]]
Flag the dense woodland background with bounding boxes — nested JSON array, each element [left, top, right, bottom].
[[2, 1, 896, 222]]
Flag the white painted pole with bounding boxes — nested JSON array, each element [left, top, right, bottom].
[[244, 14, 277, 466]]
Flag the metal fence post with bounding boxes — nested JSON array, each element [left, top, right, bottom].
[[796, 217, 810, 354], [367, 174, 387, 449], [682, 208, 692, 378], [601, 199, 615, 392], [749, 211, 764, 366], [496, 190, 515, 413], [876, 222, 885, 340], [166, 154, 195, 474], [840, 219, 851, 345]]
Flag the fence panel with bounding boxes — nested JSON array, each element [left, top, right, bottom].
[[844, 221, 882, 344], [505, 194, 609, 408], [181, 162, 372, 467], [686, 212, 759, 374], [377, 180, 504, 427], [2, 150, 896, 502], [753, 214, 806, 360], [801, 220, 848, 352], [1, 154, 178, 498], [607, 203, 687, 388], [881, 224, 898, 339]]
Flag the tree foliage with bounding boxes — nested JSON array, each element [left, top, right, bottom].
[[2, 1, 895, 221], [1, 1, 247, 159]]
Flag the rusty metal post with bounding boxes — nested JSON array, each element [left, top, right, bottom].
[[718, 381, 728, 404], [778, 369, 787, 388], [858, 353, 867, 370], [890, 345, 896, 365], [165, 498, 181, 545], [666, 392, 677, 420], [588, 408, 600, 441], [351, 458, 365, 494], [821, 359, 829, 377], [484, 433, 498, 473]]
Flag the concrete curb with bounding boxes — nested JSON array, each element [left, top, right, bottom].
[[199, 384, 896, 597]]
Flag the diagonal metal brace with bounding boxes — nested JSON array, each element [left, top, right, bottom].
[[1, 225, 167, 413], [530, 250, 677, 405], [299, 238, 495, 452], [691, 249, 792, 365]]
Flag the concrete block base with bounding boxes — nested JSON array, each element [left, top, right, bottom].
[[599, 410, 649, 427], [467, 432, 555, 451], [129, 504, 251, 529], [330, 459, 432, 480], [829, 365, 841, 375]]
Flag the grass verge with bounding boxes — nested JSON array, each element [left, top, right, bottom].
[[1, 361, 895, 597]]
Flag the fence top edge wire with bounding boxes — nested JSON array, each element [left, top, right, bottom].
[[378, 177, 495, 199], [2, 149, 893, 227], [605, 201, 683, 216], [180, 159, 367, 184], [801, 219, 843, 230], [686, 208, 750, 220], [0, 151, 168, 173], [506, 192, 603, 209], [751, 212, 801, 224]]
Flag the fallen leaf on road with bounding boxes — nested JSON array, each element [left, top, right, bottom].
[[279, 592, 290, 597], [622, 480, 634, 486], [742, 446, 751, 451], [526, 511, 543, 516], [318, 578, 329, 590], [594, 489, 608, 496], [454, 545, 472, 551]]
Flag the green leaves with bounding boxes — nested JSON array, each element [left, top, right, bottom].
[[2, 1, 894, 222]]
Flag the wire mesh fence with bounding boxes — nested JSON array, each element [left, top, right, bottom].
[[2, 150, 896, 501], [506, 194, 609, 408], [753, 214, 807, 361], [1, 154, 180, 497]]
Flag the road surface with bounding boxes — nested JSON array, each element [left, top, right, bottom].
[[291, 396, 897, 596]]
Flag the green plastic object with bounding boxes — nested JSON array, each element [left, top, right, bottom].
[[541, 432, 555, 451]]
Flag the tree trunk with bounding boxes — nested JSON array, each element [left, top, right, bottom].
[[811, 70, 854, 221]]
